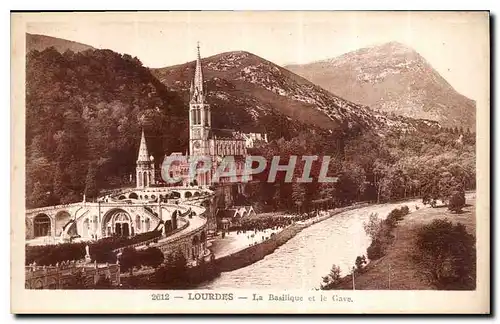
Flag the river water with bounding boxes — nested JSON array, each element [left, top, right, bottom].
[[201, 199, 426, 290]]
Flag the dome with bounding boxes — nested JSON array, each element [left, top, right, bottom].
[[150, 155, 154, 161]]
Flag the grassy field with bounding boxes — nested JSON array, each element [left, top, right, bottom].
[[336, 197, 476, 290]]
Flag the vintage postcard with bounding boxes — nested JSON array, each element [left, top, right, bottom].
[[11, 11, 490, 314]]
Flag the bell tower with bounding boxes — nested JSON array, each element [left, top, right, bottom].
[[189, 42, 211, 156], [136, 129, 155, 188]]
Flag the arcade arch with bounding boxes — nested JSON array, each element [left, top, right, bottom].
[[55, 211, 71, 236], [33, 214, 51, 237], [192, 235, 200, 260], [102, 209, 132, 238]]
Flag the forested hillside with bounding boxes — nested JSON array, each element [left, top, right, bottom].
[[244, 125, 475, 213], [25, 43, 476, 212], [27, 33, 95, 53], [26, 47, 187, 207]]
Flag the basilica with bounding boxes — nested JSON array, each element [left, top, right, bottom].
[[136, 44, 267, 189]]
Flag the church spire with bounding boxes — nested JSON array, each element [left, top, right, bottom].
[[137, 128, 149, 162], [191, 42, 204, 103]]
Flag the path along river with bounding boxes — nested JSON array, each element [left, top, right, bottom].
[[201, 199, 426, 290]]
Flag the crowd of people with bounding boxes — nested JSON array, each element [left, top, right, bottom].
[[229, 210, 327, 233]]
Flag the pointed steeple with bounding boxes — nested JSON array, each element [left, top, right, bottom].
[[191, 42, 205, 103], [137, 128, 149, 162]]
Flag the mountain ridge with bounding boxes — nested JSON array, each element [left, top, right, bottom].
[[26, 33, 95, 53], [286, 42, 476, 130], [151, 50, 430, 140]]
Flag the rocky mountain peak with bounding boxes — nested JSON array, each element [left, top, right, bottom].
[[286, 43, 475, 130]]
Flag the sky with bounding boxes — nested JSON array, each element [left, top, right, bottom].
[[24, 11, 489, 101]]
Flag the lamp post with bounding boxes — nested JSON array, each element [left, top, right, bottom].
[[352, 266, 356, 290]]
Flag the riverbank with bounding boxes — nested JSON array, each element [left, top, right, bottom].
[[334, 196, 476, 290], [202, 199, 429, 289], [212, 204, 368, 273]]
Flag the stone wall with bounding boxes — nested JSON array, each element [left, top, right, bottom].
[[215, 223, 306, 272], [25, 262, 120, 289]]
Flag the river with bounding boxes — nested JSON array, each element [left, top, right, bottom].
[[201, 199, 426, 290]]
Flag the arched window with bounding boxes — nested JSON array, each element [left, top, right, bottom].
[[196, 109, 201, 125], [34, 214, 51, 237], [55, 211, 70, 236], [143, 172, 148, 187], [115, 213, 129, 222], [145, 218, 150, 232], [192, 235, 200, 259], [137, 173, 142, 187]]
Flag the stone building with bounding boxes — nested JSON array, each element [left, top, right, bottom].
[[138, 44, 267, 188]]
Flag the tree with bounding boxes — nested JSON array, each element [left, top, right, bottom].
[[154, 250, 189, 288], [29, 182, 52, 208], [448, 189, 466, 213], [363, 213, 380, 239], [291, 183, 306, 214], [321, 264, 341, 290], [142, 247, 165, 268], [119, 247, 138, 274], [85, 162, 99, 199], [355, 255, 367, 272], [413, 219, 476, 290]]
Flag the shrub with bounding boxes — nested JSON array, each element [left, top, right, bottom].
[[386, 206, 410, 227], [154, 250, 189, 288], [367, 240, 384, 260], [413, 219, 475, 290], [448, 190, 466, 213], [141, 247, 164, 268], [25, 230, 162, 266], [119, 247, 138, 273], [365, 206, 409, 261]]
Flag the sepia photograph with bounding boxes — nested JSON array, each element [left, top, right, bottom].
[[10, 11, 490, 314]]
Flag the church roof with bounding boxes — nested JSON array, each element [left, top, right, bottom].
[[137, 129, 150, 162], [209, 128, 244, 140], [216, 209, 236, 219], [190, 42, 206, 104]]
